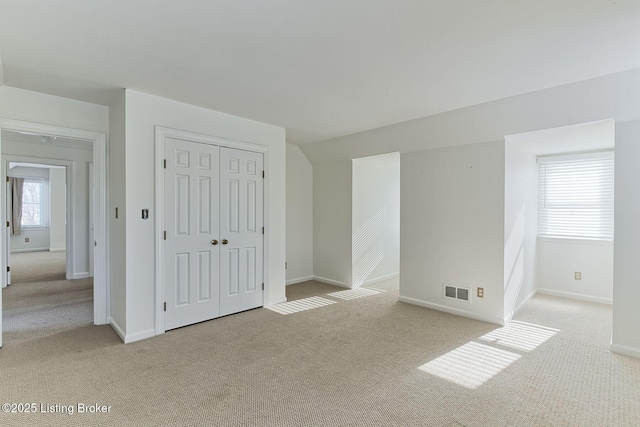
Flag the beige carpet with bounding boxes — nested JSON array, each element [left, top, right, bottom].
[[1, 278, 639, 426], [9, 251, 67, 284], [3, 278, 93, 345], [3, 250, 91, 345]]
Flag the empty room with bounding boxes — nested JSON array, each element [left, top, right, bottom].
[[1, 1, 639, 426]]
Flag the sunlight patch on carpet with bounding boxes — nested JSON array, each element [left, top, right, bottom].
[[266, 296, 336, 315], [327, 288, 382, 300], [418, 341, 521, 390], [478, 321, 559, 352]]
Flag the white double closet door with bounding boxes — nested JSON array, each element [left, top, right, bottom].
[[164, 137, 264, 331]]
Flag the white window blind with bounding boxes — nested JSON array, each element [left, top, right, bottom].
[[538, 152, 614, 240]]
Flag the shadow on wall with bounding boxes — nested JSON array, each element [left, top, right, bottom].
[[505, 205, 526, 318], [352, 205, 386, 288]]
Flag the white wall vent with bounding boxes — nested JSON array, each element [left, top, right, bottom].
[[443, 284, 471, 303]]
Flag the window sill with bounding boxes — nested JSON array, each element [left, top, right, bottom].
[[537, 236, 613, 245], [20, 226, 48, 231]]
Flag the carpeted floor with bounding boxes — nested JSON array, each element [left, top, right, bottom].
[[3, 278, 93, 345], [1, 278, 639, 426], [3, 250, 92, 345], [9, 251, 67, 284]]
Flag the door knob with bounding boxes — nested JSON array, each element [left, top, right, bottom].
[[211, 239, 218, 245], [222, 239, 229, 245]]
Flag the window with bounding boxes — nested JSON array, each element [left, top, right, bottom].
[[21, 179, 48, 228], [538, 152, 614, 240]]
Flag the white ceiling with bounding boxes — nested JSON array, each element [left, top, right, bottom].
[[505, 119, 615, 156], [0, 1, 639, 144]]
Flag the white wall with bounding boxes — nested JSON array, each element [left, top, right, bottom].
[[0, 87, 109, 133], [400, 142, 505, 324], [9, 166, 50, 252], [122, 90, 286, 342], [503, 142, 537, 320], [537, 239, 613, 304], [612, 119, 640, 358], [108, 90, 127, 332], [352, 152, 400, 287], [301, 68, 640, 329], [49, 167, 66, 251], [10, 165, 67, 253], [313, 160, 352, 287], [285, 144, 313, 285]]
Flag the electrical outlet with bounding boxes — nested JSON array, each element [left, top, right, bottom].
[[574, 272, 582, 280], [477, 287, 484, 298], [25, 237, 29, 243]]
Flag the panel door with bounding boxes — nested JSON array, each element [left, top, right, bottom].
[[165, 138, 220, 330], [219, 147, 264, 316]]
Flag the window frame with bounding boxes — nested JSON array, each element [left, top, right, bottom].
[[20, 177, 49, 230], [537, 151, 614, 242]]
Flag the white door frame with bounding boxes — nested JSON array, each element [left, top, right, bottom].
[[0, 120, 109, 343], [3, 156, 74, 279], [154, 126, 270, 335]]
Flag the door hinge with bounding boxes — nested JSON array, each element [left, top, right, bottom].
[[6, 176, 9, 182], [164, 159, 167, 169], [164, 231, 167, 240], [6, 221, 9, 227], [6, 266, 10, 272], [262, 283, 264, 291], [262, 171, 264, 178], [262, 227, 264, 234], [164, 302, 167, 312]]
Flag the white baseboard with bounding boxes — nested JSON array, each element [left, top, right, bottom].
[[286, 275, 314, 286], [11, 247, 49, 253], [610, 343, 640, 359], [120, 328, 156, 344], [313, 275, 350, 288], [267, 297, 287, 305], [109, 318, 126, 343], [398, 295, 505, 326], [537, 288, 612, 305], [72, 272, 90, 280], [49, 248, 66, 252], [111, 318, 155, 344], [361, 272, 399, 287]]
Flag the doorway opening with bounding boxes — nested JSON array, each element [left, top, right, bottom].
[[7, 161, 68, 284], [0, 120, 108, 348], [351, 152, 400, 289]]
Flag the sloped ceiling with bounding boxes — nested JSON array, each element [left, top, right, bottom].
[[0, 1, 639, 144]]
